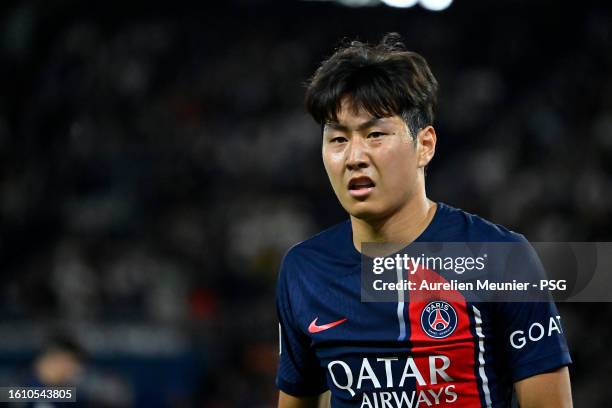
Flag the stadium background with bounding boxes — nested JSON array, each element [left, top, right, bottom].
[[0, 0, 611, 406]]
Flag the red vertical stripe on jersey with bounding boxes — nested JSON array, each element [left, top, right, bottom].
[[407, 265, 483, 407]]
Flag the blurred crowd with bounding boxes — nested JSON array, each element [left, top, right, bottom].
[[0, 0, 610, 406]]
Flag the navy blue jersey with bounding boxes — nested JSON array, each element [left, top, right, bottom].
[[275, 203, 571, 407]]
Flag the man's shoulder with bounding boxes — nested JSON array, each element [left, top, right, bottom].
[[437, 202, 527, 243], [284, 219, 353, 260], [279, 219, 356, 283]]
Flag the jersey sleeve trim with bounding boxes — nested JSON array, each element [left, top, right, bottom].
[[276, 377, 328, 397], [511, 351, 572, 382]]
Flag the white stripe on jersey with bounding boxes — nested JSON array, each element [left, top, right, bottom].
[[473, 306, 492, 408], [396, 265, 406, 341]]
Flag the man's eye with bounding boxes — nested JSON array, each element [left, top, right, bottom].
[[368, 132, 386, 138], [330, 137, 347, 143]]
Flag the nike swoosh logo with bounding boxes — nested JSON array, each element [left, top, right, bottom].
[[308, 317, 348, 334]]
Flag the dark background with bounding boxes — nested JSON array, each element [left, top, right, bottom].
[[0, 0, 611, 406]]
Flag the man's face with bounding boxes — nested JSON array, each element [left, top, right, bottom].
[[322, 100, 422, 221]]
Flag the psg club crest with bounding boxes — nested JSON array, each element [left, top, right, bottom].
[[420, 301, 458, 339]]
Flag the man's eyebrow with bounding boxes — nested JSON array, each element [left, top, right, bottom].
[[325, 117, 388, 132]]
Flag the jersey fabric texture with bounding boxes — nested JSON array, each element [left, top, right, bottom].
[[275, 202, 571, 408]]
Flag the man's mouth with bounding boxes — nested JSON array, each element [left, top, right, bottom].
[[348, 176, 376, 198]]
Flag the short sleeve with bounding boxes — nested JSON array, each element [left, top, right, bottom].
[[496, 238, 572, 382], [496, 301, 571, 382], [275, 252, 327, 396]]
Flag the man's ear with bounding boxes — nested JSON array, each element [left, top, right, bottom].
[[416, 125, 436, 168]]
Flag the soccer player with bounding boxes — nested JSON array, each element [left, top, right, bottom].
[[276, 33, 572, 408]]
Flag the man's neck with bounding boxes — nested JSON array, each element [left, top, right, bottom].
[[351, 197, 437, 253]]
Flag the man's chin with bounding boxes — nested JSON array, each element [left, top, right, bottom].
[[347, 203, 386, 222]]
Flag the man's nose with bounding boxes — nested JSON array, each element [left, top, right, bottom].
[[345, 137, 369, 170]]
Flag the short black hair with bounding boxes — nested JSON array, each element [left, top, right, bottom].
[[305, 33, 438, 138], [43, 335, 88, 363]]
